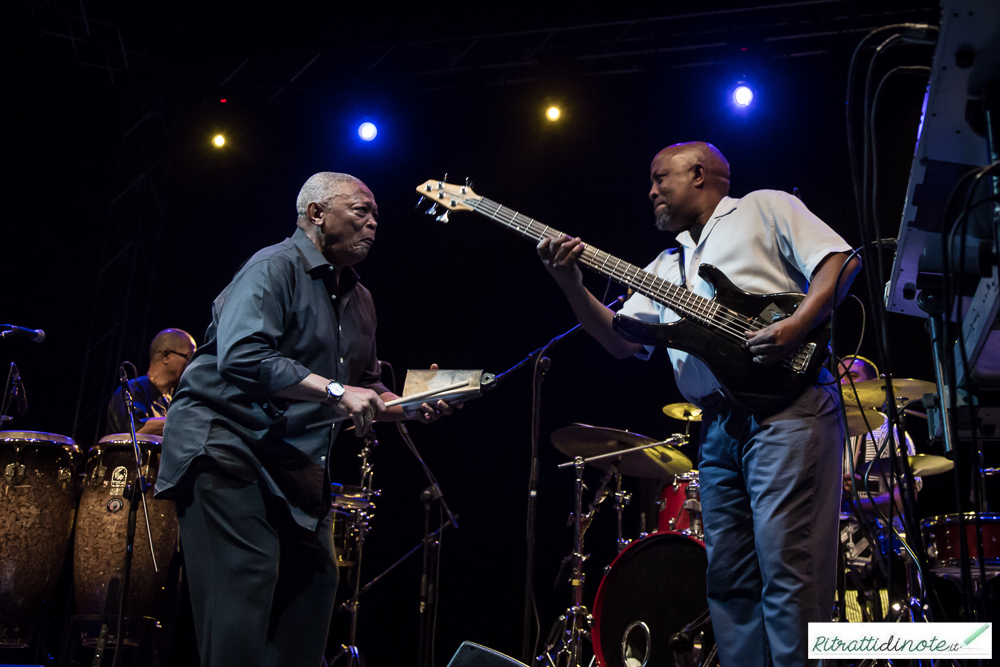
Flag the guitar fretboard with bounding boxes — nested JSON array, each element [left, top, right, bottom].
[[470, 196, 730, 332]]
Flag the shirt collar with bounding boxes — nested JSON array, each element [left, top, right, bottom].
[[291, 227, 362, 293], [675, 196, 739, 249]]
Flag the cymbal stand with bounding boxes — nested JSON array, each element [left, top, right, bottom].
[[537, 456, 603, 667], [612, 470, 630, 554], [328, 431, 379, 667]]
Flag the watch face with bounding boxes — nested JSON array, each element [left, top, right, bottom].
[[327, 382, 345, 399]]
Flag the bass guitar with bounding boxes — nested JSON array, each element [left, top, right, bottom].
[[417, 179, 828, 413]]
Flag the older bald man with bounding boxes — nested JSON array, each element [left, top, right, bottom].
[[539, 142, 860, 667]]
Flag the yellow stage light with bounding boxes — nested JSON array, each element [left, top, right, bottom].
[[213, 134, 226, 147], [546, 106, 560, 121]]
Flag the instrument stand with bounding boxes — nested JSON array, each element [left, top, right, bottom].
[[90, 371, 158, 667], [536, 457, 595, 667], [328, 433, 378, 667], [417, 484, 442, 667]]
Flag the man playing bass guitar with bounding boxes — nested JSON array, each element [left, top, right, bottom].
[[538, 141, 860, 667]]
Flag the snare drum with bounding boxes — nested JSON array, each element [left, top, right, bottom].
[[593, 532, 709, 667], [922, 512, 999, 580], [0, 431, 79, 645], [657, 471, 701, 537], [73, 434, 178, 618]]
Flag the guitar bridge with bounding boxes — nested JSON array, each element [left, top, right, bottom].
[[789, 342, 817, 374]]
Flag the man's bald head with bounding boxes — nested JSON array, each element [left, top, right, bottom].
[[654, 141, 731, 198], [149, 328, 197, 362], [649, 141, 731, 234]]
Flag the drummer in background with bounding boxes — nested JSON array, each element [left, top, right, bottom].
[[840, 356, 921, 517], [105, 328, 197, 436]]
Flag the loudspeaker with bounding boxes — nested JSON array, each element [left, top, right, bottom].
[[446, 641, 529, 667]]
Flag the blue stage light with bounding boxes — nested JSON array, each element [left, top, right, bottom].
[[358, 122, 378, 141], [733, 85, 754, 107]]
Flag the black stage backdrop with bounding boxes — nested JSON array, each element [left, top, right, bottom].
[[7, 2, 983, 665]]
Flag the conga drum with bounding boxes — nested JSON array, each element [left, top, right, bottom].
[[0, 431, 79, 646], [73, 434, 177, 623]]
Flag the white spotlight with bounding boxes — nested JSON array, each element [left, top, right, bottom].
[[733, 86, 754, 107], [358, 122, 378, 141]]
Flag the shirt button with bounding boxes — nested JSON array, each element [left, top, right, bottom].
[[340, 357, 344, 363], [320, 456, 326, 462], [262, 403, 269, 409]]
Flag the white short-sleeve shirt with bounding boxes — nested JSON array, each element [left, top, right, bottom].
[[618, 190, 852, 404]]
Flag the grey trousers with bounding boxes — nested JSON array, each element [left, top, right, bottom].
[[176, 460, 339, 667], [699, 382, 843, 667]]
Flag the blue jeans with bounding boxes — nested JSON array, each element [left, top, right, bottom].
[[699, 382, 843, 667]]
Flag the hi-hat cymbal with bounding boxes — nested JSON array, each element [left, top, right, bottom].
[[844, 407, 887, 438], [908, 454, 954, 477], [662, 403, 703, 422], [550, 423, 692, 478], [843, 378, 936, 411]]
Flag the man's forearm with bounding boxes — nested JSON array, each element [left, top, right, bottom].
[[560, 281, 644, 359]]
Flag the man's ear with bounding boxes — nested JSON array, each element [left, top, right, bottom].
[[306, 201, 324, 227], [690, 162, 707, 189]]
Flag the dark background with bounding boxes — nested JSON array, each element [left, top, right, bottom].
[[6, 1, 990, 665]]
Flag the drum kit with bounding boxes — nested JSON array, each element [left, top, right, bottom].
[[538, 403, 710, 667], [838, 376, 999, 620]]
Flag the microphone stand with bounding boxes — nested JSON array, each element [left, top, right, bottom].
[[500, 294, 624, 663], [92, 364, 158, 667]]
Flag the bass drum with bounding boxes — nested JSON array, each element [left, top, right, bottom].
[[593, 532, 709, 667]]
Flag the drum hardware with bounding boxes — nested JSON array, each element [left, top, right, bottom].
[[906, 454, 954, 477], [661, 402, 702, 440], [552, 426, 690, 478], [328, 430, 379, 667], [537, 457, 595, 667]]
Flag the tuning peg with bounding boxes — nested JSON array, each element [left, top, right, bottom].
[[435, 211, 450, 223], [425, 203, 439, 216], [415, 195, 428, 210], [462, 177, 474, 194]]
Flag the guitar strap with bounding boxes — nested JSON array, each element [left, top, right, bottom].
[[675, 246, 688, 289]]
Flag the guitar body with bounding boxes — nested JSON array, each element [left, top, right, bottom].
[[612, 265, 830, 414]]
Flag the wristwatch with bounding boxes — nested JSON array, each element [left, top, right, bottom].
[[326, 381, 345, 404]]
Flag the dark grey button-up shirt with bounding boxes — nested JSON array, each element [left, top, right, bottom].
[[155, 228, 388, 529]]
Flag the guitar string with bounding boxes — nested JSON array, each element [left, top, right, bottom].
[[473, 197, 806, 363], [473, 197, 769, 338], [455, 193, 811, 369]]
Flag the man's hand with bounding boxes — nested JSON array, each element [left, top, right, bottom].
[[400, 363, 463, 424], [137, 416, 165, 436], [332, 386, 386, 437], [537, 235, 586, 290], [744, 317, 808, 365]]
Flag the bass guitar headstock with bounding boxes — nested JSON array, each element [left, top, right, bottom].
[[415, 177, 480, 223]]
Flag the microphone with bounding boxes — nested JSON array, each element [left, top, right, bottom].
[[11, 364, 28, 415], [1, 324, 46, 343], [119, 364, 131, 390]]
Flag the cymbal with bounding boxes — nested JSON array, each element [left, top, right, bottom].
[[550, 423, 692, 478], [908, 454, 954, 477], [843, 378, 936, 411], [844, 407, 887, 438], [662, 403, 703, 422]]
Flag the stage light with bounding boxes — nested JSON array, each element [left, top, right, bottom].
[[358, 122, 378, 141], [213, 134, 225, 147], [546, 106, 561, 121], [733, 85, 754, 107]]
